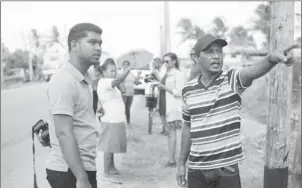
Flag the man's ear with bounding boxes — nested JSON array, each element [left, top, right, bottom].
[[70, 40, 78, 52]]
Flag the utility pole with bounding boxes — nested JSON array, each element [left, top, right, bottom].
[[159, 25, 165, 58], [163, 1, 171, 54], [291, 73, 301, 188], [21, 31, 34, 81], [291, 112, 301, 188], [264, 2, 295, 188]]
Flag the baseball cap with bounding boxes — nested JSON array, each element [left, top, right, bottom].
[[194, 34, 228, 56]]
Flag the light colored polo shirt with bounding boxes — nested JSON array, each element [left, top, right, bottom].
[[46, 62, 98, 172], [97, 78, 126, 123]]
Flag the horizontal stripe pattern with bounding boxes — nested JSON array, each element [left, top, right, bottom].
[[182, 68, 248, 170]]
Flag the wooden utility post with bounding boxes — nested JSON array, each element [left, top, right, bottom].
[[264, 2, 295, 188], [291, 74, 301, 188], [163, 1, 171, 54], [291, 114, 301, 188]]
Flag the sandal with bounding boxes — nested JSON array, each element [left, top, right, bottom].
[[101, 176, 123, 184]]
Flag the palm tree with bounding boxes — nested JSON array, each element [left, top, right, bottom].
[[252, 3, 270, 46], [229, 25, 256, 49], [176, 18, 205, 46], [211, 17, 228, 40], [51, 25, 64, 47], [28, 29, 42, 80]]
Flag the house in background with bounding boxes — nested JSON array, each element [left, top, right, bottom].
[[42, 41, 66, 69], [39, 34, 67, 81]]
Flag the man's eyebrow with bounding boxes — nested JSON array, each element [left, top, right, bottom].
[[89, 38, 102, 43]]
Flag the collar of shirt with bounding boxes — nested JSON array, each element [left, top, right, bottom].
[[64, 62, 92, 85]]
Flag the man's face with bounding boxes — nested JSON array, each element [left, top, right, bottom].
[[76, 31, 102, 65], [197, 43, 223, 74]]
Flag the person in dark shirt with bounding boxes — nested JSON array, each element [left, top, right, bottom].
[[188, 48, 202, 81]]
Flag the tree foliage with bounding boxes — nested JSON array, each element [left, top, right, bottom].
[[4, 49, 30, 70], [252, 3, 270, 46], [229, 25, 256, 48], [176, 18, 205, 45], [211, 17, 228, 39]]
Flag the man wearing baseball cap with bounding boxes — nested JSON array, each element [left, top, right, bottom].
[[176, 34, 296, 188]]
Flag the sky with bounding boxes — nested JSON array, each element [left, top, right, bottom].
[[1, 1, 301, 58]]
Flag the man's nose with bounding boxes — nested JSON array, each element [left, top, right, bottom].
[[212, 52, 219, 59], [95, 43, 102, 51]]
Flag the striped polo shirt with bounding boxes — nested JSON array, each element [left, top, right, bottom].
[[182, 68, 249, 170]]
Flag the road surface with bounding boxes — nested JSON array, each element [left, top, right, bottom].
[[1, 83, 51, 188]]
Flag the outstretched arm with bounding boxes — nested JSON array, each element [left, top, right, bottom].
[[112, 67, 133, 88], [239, 45, 298, 87]]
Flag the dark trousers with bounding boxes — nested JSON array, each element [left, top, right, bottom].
[[122, 96, 133, 124], [46, 168, 97, 188], [93, 90, 98, 114], [188, 164, 241, 188]]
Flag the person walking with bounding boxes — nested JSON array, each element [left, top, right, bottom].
[[150, 57, 169, 134], [177, 34, 295, 188], [46, 23, 103, 188], [120, 60, 141, 128], [155, 52, 185, 167], [188, 48, 202, 81], [88, 64, 102, 114]]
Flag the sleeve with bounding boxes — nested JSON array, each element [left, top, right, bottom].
[[48, 78, 75, 116], [172, 70, 185, 98], [182, 90, 191, 122], [228, 68, 250, 95], [97, 78, 115, 98]]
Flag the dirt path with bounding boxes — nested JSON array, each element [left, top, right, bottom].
[[96, 96, 268, 188]]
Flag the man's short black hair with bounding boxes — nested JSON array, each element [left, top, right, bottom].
[[67, 23, 103, 52]]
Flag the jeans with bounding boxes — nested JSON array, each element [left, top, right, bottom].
[[46, 168, 97, 188], [122, 96, 133, 124], [188, 164, 241, 188]]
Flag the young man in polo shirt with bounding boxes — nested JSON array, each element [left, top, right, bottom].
[[46, 23, 103, 188], [176, 34, 295, 188]]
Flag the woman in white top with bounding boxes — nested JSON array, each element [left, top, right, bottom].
[[155, 52, 185, 167], [96, 58, 138, 182]]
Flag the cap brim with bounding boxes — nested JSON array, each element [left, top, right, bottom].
[[202, 39, 228, 51]]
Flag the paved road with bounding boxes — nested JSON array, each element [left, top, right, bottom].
[[1, 83, 51, 188], [1, 83, 146, 188]]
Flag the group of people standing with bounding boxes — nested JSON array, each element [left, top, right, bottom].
[[45, 22, 296, 188]]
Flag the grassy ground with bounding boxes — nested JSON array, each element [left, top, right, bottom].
[[95, 95, 268, 188], [95, 74, 301, 188]]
